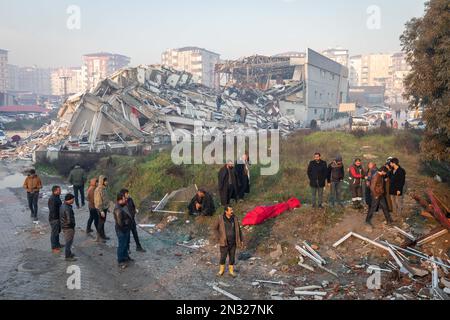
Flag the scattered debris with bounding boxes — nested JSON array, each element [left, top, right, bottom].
[[211, 285, 241, 301]]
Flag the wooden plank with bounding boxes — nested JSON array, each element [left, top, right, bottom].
[[393, 226, 416, 241], [332, 232, 353, 248], [428, 190, 450, 230], [351, 233, 390, 251], [294, 291, 327, 296], [417, 228, 448, 246], [212, 285, 241, 300]]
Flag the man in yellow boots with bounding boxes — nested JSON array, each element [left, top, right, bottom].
[[212, 206, 243, 278]]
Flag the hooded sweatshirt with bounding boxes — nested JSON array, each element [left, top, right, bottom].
[[94, 175, 110, 211], [87, 178, 97, 209]]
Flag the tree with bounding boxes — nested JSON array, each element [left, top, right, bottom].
[[400, 0, 450, 161]]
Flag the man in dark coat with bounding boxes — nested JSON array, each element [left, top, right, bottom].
[[212, 206, 243, 278], [120, 189, 146, 253], [327, 155, 344, 207], [60, 194, 76, 261], [48, 185, 62, 253], [68, 164, 87, 209], [218, 160, 240, 206], [366, 167, 394, 227], [389, 158, 406, 216], [235, 153, 250, 200], [188, 189, 216, 216], [307, 153, 328, 208], [114, 193, 133, 269]]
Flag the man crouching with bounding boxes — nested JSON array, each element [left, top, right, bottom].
[[212, 206, 243, 278]]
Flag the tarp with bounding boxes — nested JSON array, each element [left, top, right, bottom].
[[242, 197, 301, 226]]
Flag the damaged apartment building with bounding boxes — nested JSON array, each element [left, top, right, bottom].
[[216, 48, 349, 124]]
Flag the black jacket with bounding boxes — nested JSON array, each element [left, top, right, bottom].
[[218, 166, 240, 205], [48, 194, 62, 221], [188, 192, 216, 216], [126, 197, 137, 219], [389, 166, 406, 196], [327, 161, 345, 183], [307, 160, 328, 188], [235, 162, 250, 195], [113, 204, 132, 232], [60, 203, 75, 229]]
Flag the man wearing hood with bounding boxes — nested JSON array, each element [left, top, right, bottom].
[[327, 155, 345, 207], [86, 178, 99, 234], [68, 164, 87, 209], [94, 175, 110, 241]]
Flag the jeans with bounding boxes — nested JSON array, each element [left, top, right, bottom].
[[366, 196, 393, 224], [73, 185, 85, 208], [329, 182, 342, 206], [129, 222, 142, 249], [116, 228, 131, 263], [311, 187, 324, 207], [219, 244, 237, 265], [49, 219, 61, 249], [27, 192, 39, 217], [87, 208, 99, 231], [63, 228, 75, 258], [97, 209, 107, 238], [390, 195, 404, 215]]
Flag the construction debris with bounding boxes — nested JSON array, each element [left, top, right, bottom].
[[211, 285, 241, 301]]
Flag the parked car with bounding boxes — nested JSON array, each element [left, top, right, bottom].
[[351, 116, 370, 131], [407, 118, 426, 130], [0, 130, 8, 145]]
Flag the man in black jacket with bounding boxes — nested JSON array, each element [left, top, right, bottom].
[[327, 155, 344, 207], [307, 153, 328, 208], [218, 160, 240, 206], [114, 193, 133, 269], [60, 194, 76, 261], [48, 186, 62, 253], [188, 189, 216, 216], [389, 158, 406, 215], [120, 189, 146, 253], [235, 153, 250, 200]]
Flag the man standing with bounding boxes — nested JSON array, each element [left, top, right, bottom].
[[212, 206, 243, 278], [94, 176, 110, 242], [365, 162, 378, 212], [307, 153, 328, 208], [327, 155, 344, 207], [23, 169, 43, 221], [68, 164, 87, 209], [218, 160, 240, 206], [60, 194, 76, 261], [48, 186, 62, 253], [235, 153, 250, 201], [349, 158, 365, 209], [188, 189, 216, 216], [366, 167, 394, 227], [120, 189, 146, 253], [389, 158, 406, 216], [113, 193, 133, 269], [86, 178, 99, 234]]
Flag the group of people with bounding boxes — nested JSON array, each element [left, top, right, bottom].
[[307, 153, 407, 227]]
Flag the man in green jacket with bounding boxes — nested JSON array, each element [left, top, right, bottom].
[[68, 164, 87, 209]]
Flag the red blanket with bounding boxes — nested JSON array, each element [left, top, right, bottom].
[[242, 198, 301, 226]]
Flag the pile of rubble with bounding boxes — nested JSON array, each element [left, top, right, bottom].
[[2, 65, 304, 160]]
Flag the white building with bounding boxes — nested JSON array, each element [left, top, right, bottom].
[[161, 47, 220, 88], [279, 48, 349, 124], [83, 52, 130, 90], [350, 53, 392, 87], [51, 67, 85, 96], [349, 55, 362, 87]]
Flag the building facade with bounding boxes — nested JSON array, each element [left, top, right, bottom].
[[385, 52, 411, 104], [16, 66, 52, 95], [51, 67, 85, 96], [83, 53, 130, 90], [322, 48, 349, 67], [161, 47, 220, 88], [0, 49, 8, 93]]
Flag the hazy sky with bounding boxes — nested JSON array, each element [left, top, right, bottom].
[[0, 0, 427, 68]]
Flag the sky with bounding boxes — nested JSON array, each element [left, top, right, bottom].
[[0, 0, 427, 68]]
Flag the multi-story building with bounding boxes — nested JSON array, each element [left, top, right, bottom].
[[7, 64, 19, 91], [385, 52, 411, 104], [322, 48, 349, 67], [351, 53, 392, 87], [83, 52, 130, 90], [161, 47, 220, 88], [17, 66, 52, 95], [51, 67, 85, 96], [279, 49, 349, 123], [0, 49, 8, 93]]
